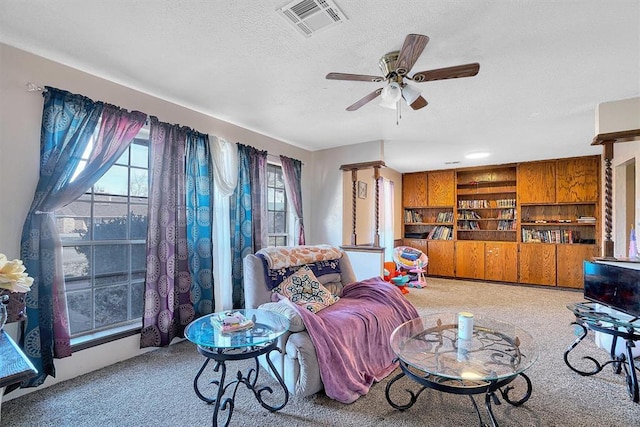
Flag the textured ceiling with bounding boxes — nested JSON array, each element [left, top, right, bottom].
[[1, 1, 638, 172]]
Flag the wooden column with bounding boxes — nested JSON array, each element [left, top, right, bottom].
[[603, 141, 614, 258], [591, 128, 640, 258], [339, 160, 385, 248]]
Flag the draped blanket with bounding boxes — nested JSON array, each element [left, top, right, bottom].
[[258, 253, 341, 290], [257, 245, 342, 270], [281, 277, 419, 403]]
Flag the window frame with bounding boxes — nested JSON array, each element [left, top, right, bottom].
[[57, 131, 150, 347], [266, 162, 292, 247]]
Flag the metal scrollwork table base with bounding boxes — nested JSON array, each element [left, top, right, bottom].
[[386, 314, 537, 427], [185, 309, 290, 427], [564, 302, 640, 403]]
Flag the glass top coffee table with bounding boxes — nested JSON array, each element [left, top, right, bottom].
[[185, 309, 290, 427], [386, 313, 537, 427], [564, 302, 640, 403]]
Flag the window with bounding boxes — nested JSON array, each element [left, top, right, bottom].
[[267, 163, 288, 246], [57, 132, 149, 339]]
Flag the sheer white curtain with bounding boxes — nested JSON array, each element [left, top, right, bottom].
[[378, 178, 395, 261], [210, 136, 238, 311]]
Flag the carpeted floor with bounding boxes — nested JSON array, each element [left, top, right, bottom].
[[2, 277, 639, 426]]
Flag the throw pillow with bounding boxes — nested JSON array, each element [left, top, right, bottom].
[[272, 266, 339, 313]]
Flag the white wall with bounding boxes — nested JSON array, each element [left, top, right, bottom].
[[0, 43, 318, 399], [308, 140, 383, 246], [596, 97, 640, 257]]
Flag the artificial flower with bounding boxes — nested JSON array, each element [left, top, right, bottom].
[[0, 253, 34, 293]]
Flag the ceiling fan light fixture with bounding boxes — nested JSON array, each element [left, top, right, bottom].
[[401, 84, 422, 106], [380, 82, 402, 103]]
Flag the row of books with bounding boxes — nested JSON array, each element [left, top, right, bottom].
[[436, 211, 454, 223], [404, 210, 423, 223], [497, 220, 517, 231], [458, 199, 490, 209], [458, 210, 482, 220], [458, 221, 480, 230], [426, 225, 453, 240], [495, 199, 516, 208], [497, 208, 517, 219], [521, 228, 579, 243]]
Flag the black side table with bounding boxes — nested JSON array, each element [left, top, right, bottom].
[[184, 309, 290, 427], [0, 330, 38, 422], [565, 302, 640, 402]]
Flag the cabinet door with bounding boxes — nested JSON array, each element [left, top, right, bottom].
[[519, 244, 557, 286], [403, 172, 428, 207], [485, 242, 518, 282], [517, 161, 556, 204], [427, 240, 455, 277], [557, 244, 597, 288], [427, 170, 455, 206], [455, 241, 485, 279], [556, 157, 599, 203]]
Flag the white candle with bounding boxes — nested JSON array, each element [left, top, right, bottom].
[[458, 312, 474, 340]]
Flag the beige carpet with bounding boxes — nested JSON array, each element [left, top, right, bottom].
[[2, 277, 639, 426]]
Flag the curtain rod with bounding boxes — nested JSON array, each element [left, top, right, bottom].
[[26, 82, 47, 92], [268, 153, 305, 165]]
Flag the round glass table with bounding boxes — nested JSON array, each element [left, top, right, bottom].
[[386, 313, 537, 427], [564, 301, 640, 403], [185, 309, 290, 427]]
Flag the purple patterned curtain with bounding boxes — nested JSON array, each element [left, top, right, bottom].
[[280, 155, 305, 245], [140, 117, 192, 348]]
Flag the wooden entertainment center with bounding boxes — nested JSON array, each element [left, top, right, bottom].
[[402, 155, 600, 288]]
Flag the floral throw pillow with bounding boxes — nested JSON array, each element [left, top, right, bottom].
[[272, 266, 339, 313]]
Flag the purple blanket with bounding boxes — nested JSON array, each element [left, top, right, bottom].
[[281, 277, 419, 403]]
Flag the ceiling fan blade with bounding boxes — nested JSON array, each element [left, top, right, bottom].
[[409, 96, 428, 110], [346, 88, 383, 111], [395, 34, 429, 75], [326, 72, 385, 82], [411, 63, 480, 82]]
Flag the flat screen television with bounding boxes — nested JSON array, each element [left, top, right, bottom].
[[583, 261, 640, 317]]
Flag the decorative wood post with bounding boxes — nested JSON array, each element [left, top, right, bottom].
[[591, 128, 640, 259], [339, 160, 386, 248], [603, 141, 614, 258], [373, 164, 381, 247], [351, 169, 358, 245]]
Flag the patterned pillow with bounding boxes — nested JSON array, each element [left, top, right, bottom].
[[272, 266, 339, 313]]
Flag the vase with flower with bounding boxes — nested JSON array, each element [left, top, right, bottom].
[[0, 253, 34, 330]]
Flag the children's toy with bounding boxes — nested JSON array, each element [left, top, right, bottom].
[[393, 246, 428, 288], [383, 261, 409, 294]]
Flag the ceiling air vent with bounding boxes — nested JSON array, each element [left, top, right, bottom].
[[277, 0, 347, 38]]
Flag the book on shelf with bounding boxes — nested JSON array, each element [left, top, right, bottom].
[[427, 225, 453, 240], [436, 211, 453, 223], [210, 311, 255, 333], [521, 228, 580, 243]]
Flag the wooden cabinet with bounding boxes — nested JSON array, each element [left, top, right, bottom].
[[519, 243, 557, 286], [485, 242, 518, 282], [556, 157, 599, 203], [455, 241, 485, 279], [403, 172, 427, 207], [427, 170, 455, 206], [456, 166, 517, 243], [401, 155, 600, 288], [426, 240, 455, 277], [557, 244, 597, 288], [517, 161, 556, 204]]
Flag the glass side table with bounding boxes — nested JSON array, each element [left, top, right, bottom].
[[565, 302, 640, 402], [386, 313, 537, 427], [185, 309, 290, 427]]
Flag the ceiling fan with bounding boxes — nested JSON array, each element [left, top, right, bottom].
[[326, 34, 480, 111]]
